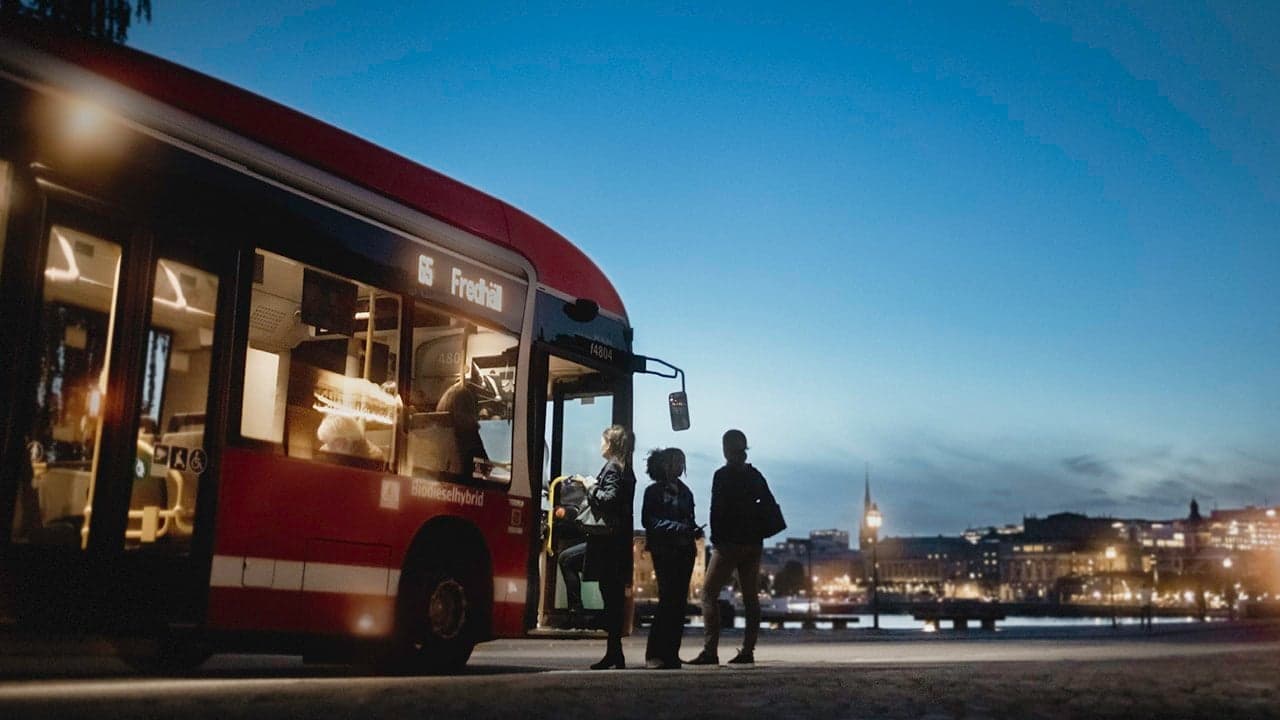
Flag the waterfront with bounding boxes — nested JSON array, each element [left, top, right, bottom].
[[708, 612, 1213, 631]]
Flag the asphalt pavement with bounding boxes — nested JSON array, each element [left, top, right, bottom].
[[0, 621, 1277, 719]]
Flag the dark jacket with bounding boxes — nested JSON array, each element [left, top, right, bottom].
[[583, 459, 636, 581], [642, 479, 696, 549], [709, 462, 769, 547]]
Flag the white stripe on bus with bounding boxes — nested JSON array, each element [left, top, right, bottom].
[[209, 555, 390, 596], [210, 555, 525, 603], [302, 562, 389, 596]]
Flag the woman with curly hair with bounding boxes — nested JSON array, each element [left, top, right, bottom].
[[642, 447, 698, 669]]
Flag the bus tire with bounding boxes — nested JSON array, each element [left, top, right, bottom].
[[392, 553, 482, 674]]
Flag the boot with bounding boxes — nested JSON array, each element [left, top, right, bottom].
[[590, 653, 625, 670], [591, 638, 625, 670]]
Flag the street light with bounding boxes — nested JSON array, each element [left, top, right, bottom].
[[866, 504, 883, 630], [1222, 557, 1236, 621], [1105, 546, 1118, 629]]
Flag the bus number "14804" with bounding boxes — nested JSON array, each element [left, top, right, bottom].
[[589, 342, 614, 362]]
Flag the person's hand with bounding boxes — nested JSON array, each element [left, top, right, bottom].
[[554, 506, 567, 520]]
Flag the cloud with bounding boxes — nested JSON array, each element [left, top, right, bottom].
[[1062, 454, 1118, 480], [673, 425, 1279, 540]]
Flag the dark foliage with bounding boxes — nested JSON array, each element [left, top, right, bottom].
[[772, 559, 807, 597], [1, 0, 152, 43]]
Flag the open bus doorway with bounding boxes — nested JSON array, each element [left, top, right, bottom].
[[535, 354, 634, 632]]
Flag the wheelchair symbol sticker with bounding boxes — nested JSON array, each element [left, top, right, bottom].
[[189, 448, 208, 475]]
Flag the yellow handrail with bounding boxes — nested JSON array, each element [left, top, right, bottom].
[[545, 475, 567, 556]]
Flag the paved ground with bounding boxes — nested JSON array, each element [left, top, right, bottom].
[[1, 621, 1278, 718]]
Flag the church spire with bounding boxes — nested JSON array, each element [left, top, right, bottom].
[[859, 464, 874, 550], [864, 463, 872, 510]]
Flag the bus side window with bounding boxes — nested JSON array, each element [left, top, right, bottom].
[[13, 226, 122, 547], [239, 250, 400, 470], [404, 301, 517, 484], [129, 259, 219, 547]]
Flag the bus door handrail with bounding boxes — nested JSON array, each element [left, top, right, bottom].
[[545, 475, 566, 556]]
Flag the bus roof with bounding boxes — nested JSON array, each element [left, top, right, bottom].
[[10, 28, 627, 319]]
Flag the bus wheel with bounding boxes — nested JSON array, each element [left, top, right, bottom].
[[393, 558, 478, 674]]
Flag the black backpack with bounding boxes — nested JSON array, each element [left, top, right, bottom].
[[749, 467, 787, 539]]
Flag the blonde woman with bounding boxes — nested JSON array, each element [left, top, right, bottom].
[[583, 424, 636, 669]]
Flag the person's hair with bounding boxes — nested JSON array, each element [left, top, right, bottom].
[[645, 447, 686, 482], [645, 448, 667, 482], [667, 448, 686, 477], [722, 428, 748, 464], [602, 424, 632, 463]]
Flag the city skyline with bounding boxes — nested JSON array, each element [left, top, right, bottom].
[[777, 475, 1277, 545], [129, 2, 1280, 536]]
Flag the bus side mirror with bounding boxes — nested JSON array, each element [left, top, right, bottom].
[[669, 391, 690, 431]]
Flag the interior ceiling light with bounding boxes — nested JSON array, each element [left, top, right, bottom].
[[154, 261, 214, 316], [66, 99, 109, 143], [44, 231, 80, 282], [154, 262, 187, 310]]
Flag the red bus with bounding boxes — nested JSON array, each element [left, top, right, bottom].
[[0, 26, 685, 671]]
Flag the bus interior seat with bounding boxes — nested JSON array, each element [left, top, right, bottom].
[[36, 467, 91, 527], [407, 411, 460, 476], [167, 413, 206, 433]]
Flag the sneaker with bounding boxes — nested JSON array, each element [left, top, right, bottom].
[[727, 649, 754, 665], [685, 651, 719, 666], [644, 658, 665, 670]]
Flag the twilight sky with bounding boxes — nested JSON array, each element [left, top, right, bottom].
[[129, 1, 1279, 538]]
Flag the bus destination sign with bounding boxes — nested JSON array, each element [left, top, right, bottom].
[[411, 251, 524, 331]]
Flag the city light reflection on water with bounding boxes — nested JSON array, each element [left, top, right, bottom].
[[690, 614, 1207, 631]]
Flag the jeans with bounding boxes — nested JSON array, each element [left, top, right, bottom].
[[558, 542, 587, 610], [645, 543, 695, 663], [700, 542, 762, 655]]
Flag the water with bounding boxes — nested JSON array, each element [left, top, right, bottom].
[[689, 613, 1204, 631]]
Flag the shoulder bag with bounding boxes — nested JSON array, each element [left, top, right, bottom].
[[750, 468, 787, 539], [575, 484, 616, 536]]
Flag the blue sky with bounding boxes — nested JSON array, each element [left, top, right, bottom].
[[130, 1, 1279, 537]]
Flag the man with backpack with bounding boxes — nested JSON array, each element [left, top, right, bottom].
[[687, 429, 784, 666]]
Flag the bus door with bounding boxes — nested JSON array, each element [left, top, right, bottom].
[[534, 352, 633, 631], [1, 187, 231, 631]]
